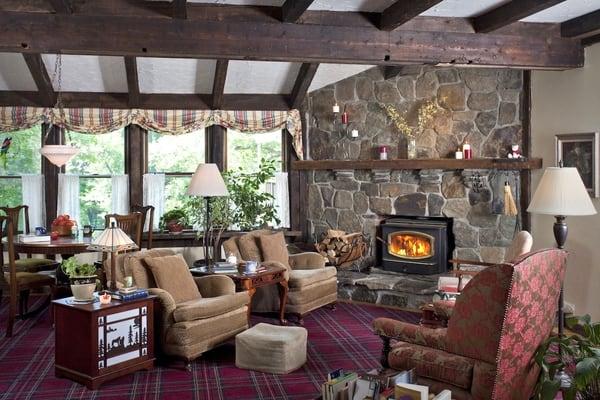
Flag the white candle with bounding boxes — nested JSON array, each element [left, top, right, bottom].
[[351, 129, 359, 138], [333, 103, 340, 113]]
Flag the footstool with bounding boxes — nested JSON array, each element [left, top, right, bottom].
[[235, 323, 308, 374]]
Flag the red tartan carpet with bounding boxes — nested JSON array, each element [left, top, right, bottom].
[[0, 297, 418, 400]]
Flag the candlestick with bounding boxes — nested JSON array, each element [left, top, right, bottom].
[[351, 129, 359, 138], [333, 103, 340, 113], [341, 112, 348, 125]]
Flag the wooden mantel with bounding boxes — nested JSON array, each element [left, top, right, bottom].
[[291, 158, 543, 171]]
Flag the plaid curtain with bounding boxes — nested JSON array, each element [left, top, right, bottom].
[[0, 107, 304, 159]]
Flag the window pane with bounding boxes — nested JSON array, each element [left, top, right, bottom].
[[0, 178, 22, 208], [0, 127, 41, 175], [227, 129, 282, 172], [66, 129, 125, 175], [148, 131, 205, 173], [164, 176, 191, 212], [80, 177, 112, 229]]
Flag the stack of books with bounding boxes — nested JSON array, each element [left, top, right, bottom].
[[111, 287, 148, 301], [212, 262, 239, 274], [18, 234, 51, 243], [321, 369, 359, 400]]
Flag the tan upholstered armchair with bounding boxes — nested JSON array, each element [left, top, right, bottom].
[[223, 230, 337, 324], [108, 249, 250, 369]]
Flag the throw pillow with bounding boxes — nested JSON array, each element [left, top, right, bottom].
[[238, 234, 263, 261], [145, 254, 200, 304], [258, 231, 290, 268]]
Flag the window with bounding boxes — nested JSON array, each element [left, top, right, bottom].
[[66, 129, 125, 229], [0, 127, 42, 230], [147, 130, 205, 211], [226, 129, 283, 173]]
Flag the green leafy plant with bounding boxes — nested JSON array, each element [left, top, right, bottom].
[[61, 257, 97, 278], [534, 315, 600, 400], [159, 208, 188, 230], [223, 158, 280, 231]]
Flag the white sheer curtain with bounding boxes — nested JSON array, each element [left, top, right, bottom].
[[21, 174, 45, 229], [143, 173, 165, 230], [111, 175, 129, 215], [274, 172, 290, 228], [57, 174, 80, 225]]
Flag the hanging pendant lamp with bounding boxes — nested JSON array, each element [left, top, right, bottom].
[[39, 54, 79, 167]]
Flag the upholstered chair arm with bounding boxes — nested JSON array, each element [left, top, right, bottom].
[[432, 300, 455, 321], [372, 317, 447, 351], [261, 260, 290, 280], [194, 275, 236, 297], [148, 288, 177, 339], [289, 252, 326, 270]]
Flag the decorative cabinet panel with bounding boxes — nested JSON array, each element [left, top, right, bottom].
[[53, 296, 155, 389]]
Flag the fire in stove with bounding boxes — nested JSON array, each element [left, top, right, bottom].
[[388, 232, 434, 260]]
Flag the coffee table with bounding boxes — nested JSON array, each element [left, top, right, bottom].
[[190, 263, 289, 325]]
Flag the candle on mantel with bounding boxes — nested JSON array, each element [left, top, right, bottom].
[[333, 103, 340, 113], [341, 112, 349, 125], [351, 129, 359, 138]]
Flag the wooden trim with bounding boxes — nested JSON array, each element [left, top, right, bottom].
[[47, 0, 72, 14], [582, 34, 600, 47], [0, 9, 583, 69], [291, 158, 543, 171], [289, 63, 318, 109], [520, 70, 532, 232], [206, 125, 226, 171], [211, 59, 228, 109], [0, 91, 290, 110], [379, 0, 443, 31], [561, 9, 600, 38], [22, 53, 56, 106], [124, 56, 140, 108], [172, 0, 187, 19], [473, 0, 567, 33], [281, 0, 314, 23], [125, 125, 146, 209]]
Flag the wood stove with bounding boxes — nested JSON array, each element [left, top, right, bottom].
[[379, 216, 454, 275]]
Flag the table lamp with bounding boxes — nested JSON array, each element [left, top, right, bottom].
[[187, 163, 229, 268], [88, 222, 138, 291], [527, 165, 597, 386]]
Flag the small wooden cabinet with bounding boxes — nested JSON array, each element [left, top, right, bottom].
[[53, 296, 155, 389]]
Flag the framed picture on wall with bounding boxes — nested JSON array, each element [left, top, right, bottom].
[[555, 132, 600, 198]]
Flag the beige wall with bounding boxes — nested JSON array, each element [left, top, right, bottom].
[[531, 43, 600, 320]]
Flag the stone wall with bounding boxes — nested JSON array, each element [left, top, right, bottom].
[[302, 66, 524, 266]]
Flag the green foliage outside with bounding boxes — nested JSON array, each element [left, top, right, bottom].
[[227, 129, 282, 173]]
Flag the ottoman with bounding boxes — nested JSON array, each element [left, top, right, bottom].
[[235, 323, 308, 374]]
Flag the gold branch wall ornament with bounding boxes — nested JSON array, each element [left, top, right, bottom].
[[380, 99, 444, 139]]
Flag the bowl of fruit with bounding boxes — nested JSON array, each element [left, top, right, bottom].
[[51, 214, 77, 237]]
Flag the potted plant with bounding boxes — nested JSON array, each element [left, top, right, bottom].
[[51, 214, 77, 237], [61, 257, 97, 301], [159, 208, 188, 234], [534, 315, 600, 399]]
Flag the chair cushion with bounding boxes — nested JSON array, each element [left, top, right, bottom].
[[389, 341, 474, 390], [258, 231, 289, 268], [173, 291, 248, 322], [145, 254, 200, 304], [15, 258, 57, 268], [125, 249, 175, 288], [238, 235, 262, 261], [4, 271, 55, 287], [288, 267, 337, 289]]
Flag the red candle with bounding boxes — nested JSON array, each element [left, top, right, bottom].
[[341, 112, 348, 124]]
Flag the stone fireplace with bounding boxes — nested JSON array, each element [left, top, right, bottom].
[[379, 216, 454, 275]]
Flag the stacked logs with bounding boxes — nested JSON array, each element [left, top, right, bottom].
[[315, 229, 367, 269]]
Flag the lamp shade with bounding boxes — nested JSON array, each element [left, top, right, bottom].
[[87, 223, 138, 253], [187, 163, 229, 197], [39, 145, 79, 167], [528, 167, 597, 216]]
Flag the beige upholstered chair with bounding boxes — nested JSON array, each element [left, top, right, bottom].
[[222, 230, 337, 325], [107, 249, 250, 369]]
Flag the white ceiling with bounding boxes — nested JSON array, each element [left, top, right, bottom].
[[0, 53, 37, 91], [309, 64, 375, 92], [137, 58, 215, 94], [224, 61, 301, 94]]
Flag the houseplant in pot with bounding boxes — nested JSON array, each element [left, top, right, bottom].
[[159, 208, 188, 234], [61, 257, 98, 301]]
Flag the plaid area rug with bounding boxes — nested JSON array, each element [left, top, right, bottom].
[[0, 297, 418, 400]]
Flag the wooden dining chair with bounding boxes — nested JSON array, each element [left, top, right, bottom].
[[130, 205, 155, 249], [0, 215, 55, 337], [104, 212, 143, 250]]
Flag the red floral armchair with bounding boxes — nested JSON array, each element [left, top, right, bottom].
[[373, 249, 567, 400]]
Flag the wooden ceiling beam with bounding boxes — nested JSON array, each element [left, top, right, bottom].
[[281, 0, 314, 23], [289, 63, 318, 109], [211, 59, 228, 109], [0, 8, 583, 69], [124, 56, 140, 107], [473, 0, 567, 33], [380, 0, 443, 31], [22, 53, 56, 106], [582, 34, 600, 47], [561, 9, 600, 38], [172, 0, 186, 19], [0, 91, 290, 110], [47, 0, 72, 14]]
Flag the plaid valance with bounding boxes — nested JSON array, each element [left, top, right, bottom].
[[0, 107, 304, 159]]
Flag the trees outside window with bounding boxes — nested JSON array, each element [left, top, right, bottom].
[[226, 129, 282, 173]]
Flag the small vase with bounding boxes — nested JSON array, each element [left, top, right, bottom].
[[70, 276, 97, 301], [407, 139, 417, 159]]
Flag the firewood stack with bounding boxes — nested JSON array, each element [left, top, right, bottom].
[[315, 229, 367, 269]]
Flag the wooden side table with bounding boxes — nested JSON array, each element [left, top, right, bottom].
[[191, 264, 288, 325], [53, 296, 155, 389]]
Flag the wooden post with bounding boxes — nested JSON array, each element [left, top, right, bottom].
[[520, 71, 532, 232], [206, 125, 226, 171], [125, 125, 146, 208], [42, 124, 62, 229]]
